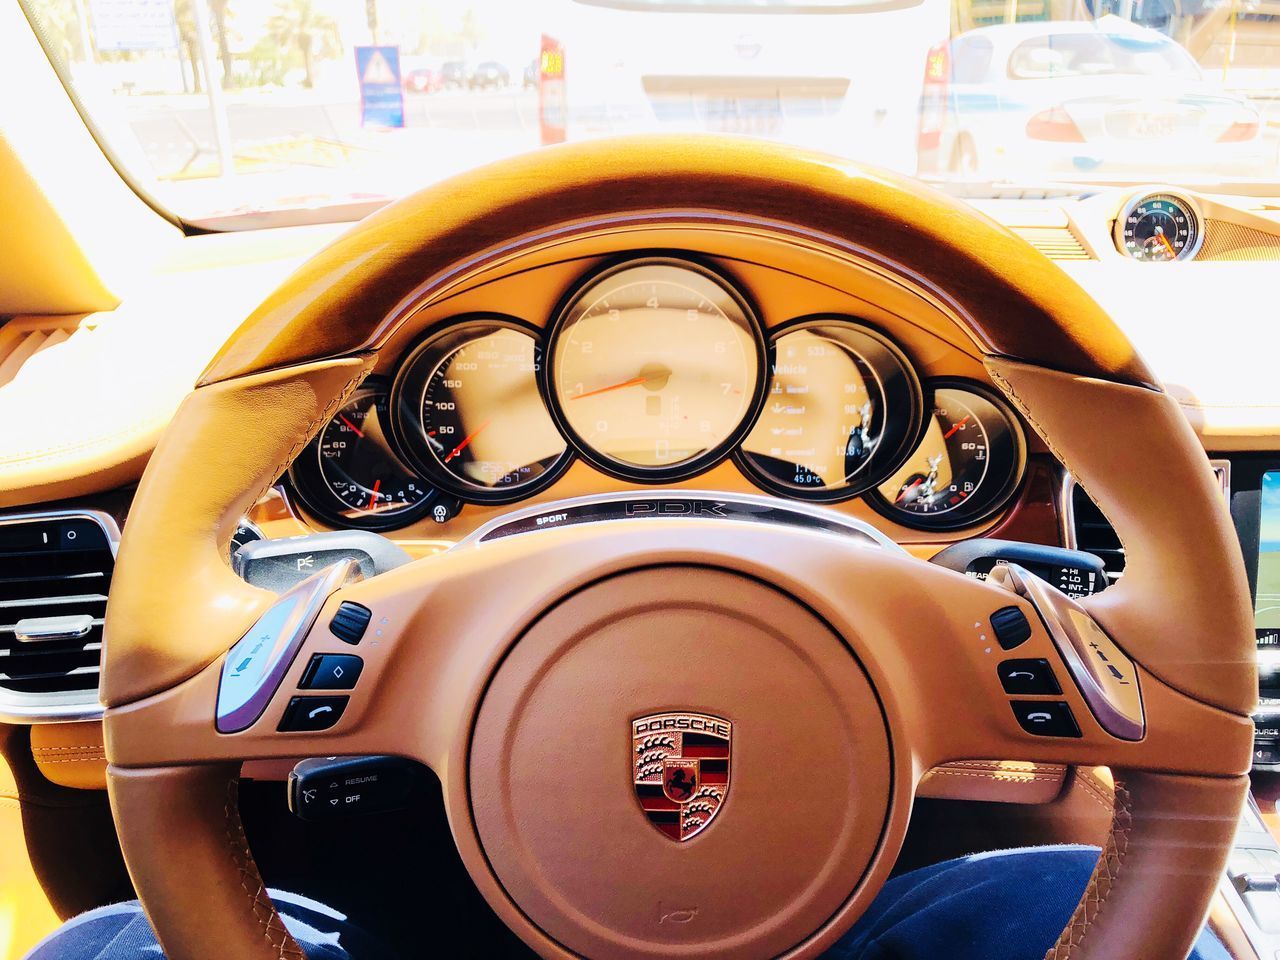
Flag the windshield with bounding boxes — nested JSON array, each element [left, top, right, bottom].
[[18, 0, 1280, 227]]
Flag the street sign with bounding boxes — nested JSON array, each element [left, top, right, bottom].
[[355, 45, 405, 129], [88, 0, 178, 53]]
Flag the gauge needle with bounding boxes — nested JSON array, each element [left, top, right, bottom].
[[942, 416, 970, 440], [1159, 232, 1177, 257], [369, 478, 381, 508], [340, 415, 365, 438], [570, 375, 657, 401], [444, 418, 491, 463], [896, 478, 923, 503]]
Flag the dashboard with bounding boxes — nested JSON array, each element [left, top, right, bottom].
[[281, 252, 1030, 544]]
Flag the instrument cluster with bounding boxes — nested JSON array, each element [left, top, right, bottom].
[[288, 254, 1027, 534]]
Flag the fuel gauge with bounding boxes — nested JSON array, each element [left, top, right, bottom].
[[868, 381, 1025, 530]]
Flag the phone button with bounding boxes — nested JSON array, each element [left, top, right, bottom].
[[279, 696, 349, 732], [998, 659, 1061, 696], [1010, 701, 1081, 738]]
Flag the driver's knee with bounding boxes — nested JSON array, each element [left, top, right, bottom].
[[24, 889, 393, 960]]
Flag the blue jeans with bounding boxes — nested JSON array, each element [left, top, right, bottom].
[[25, 846, 1229, 959]]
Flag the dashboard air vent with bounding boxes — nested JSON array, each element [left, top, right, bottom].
[[1011, 226, 1091, 261], [1064, 461, 1228, 586], [0, 512, 118, 720], [1066, 484, 1126, 584]]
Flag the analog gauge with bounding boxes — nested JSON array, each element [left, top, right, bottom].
[[545, 258, 767, 481], [1113, 191, 1202, 262], [868, 381, 1025, 530], [392, 317, 572, 503], [735, 318, 923, 501], [288, 388, 437, 530]]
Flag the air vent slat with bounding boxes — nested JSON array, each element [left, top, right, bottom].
[[0, 513, 116, 715], [1069, 483, 1126, 581]]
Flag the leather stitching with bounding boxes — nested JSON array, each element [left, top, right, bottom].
[[927, 769, 1064, 783], [1044, 777, 1133, 959], [242, 360, 374, 516], [223, 778, 304, 960]]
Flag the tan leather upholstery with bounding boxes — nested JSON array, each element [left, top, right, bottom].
[[101, 356, 373, 706], [30, 721, 106, 791], [199, 137, 1153, 390], [917, 761, 1068, 805], [99, 138, 1255, 960], [1046, 772, 1248, 960], [108, 764, 304, 959]]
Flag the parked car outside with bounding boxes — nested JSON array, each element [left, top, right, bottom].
[[471, 60, 511, 90], [440, 60, 473, 90], [917, 16, 1269, 179]]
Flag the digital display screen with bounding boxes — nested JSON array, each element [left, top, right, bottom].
[[1257, 471, 1280, 645]]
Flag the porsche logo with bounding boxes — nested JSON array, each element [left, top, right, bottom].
[[632, 712, 731, 841]]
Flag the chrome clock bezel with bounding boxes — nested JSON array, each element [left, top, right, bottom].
[[1112, 188, 1205, 263]]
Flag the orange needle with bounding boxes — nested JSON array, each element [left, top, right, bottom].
[[943, 416, 970, 440], [1159, 233, 1176, 257], [369, 478, 381, 508], [444, 418, 491, 463], [340, 415, 365, 438], [896, 478, 923, 503], [570, 375, 655, 401]]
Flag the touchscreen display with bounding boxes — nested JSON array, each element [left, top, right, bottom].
[[1258, 471, 1280, 646]]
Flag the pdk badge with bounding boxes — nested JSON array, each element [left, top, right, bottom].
[[632, 712, 731, 841]]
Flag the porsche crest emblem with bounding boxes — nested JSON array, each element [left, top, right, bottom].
[[632, 712, 731, 841]]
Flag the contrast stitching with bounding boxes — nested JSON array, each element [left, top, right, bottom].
[[928, 769, 1064, 784], [33, 756, 105, 764], [29, 744, 104, 752], [1045, 777, 1133, 959], [223, 778, 304, 960], [241, 361, 373, 515]]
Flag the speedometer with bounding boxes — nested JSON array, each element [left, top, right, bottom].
[[545, 258, 766, 481], [392, 317, 572, 503]]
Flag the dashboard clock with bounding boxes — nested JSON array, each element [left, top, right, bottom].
[[1114, 190, 1203, 262]]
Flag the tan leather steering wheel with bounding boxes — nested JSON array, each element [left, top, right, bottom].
[[101, 137, 1256, 960]]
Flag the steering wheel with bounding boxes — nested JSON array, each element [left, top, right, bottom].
[[100, 137, 1256, 960]]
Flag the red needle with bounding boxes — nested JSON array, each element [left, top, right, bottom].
[[896, 478, 923, 503], [942, 416, 970, 440], [444, 418, 491, 463], [369, 478, 381, 508], [340, 415, 365, 438], [570, 375, 655, 401]]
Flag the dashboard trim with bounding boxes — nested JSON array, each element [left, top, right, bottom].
[[462, 489, 905, 553]]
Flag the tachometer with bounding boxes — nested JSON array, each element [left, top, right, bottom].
[[545, 257, 766, 481], [392, 317, 572, 503], [735, 318, 923, 502], [1114, 191, 1202, 262], [288, 387, 437, 530], [867, 381, 1025, 530]]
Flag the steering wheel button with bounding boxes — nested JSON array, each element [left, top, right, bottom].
[[997, 658, 1061, 695], [278, 695, 348, 732], [1010, 701, 1081, 738], [329, 601, 372, 645], [991, 606, 1032, 650], [300, 654, 363, 691]]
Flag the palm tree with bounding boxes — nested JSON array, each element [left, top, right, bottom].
[[267, 0, 341, 89], [210, 0, 235, 88]]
